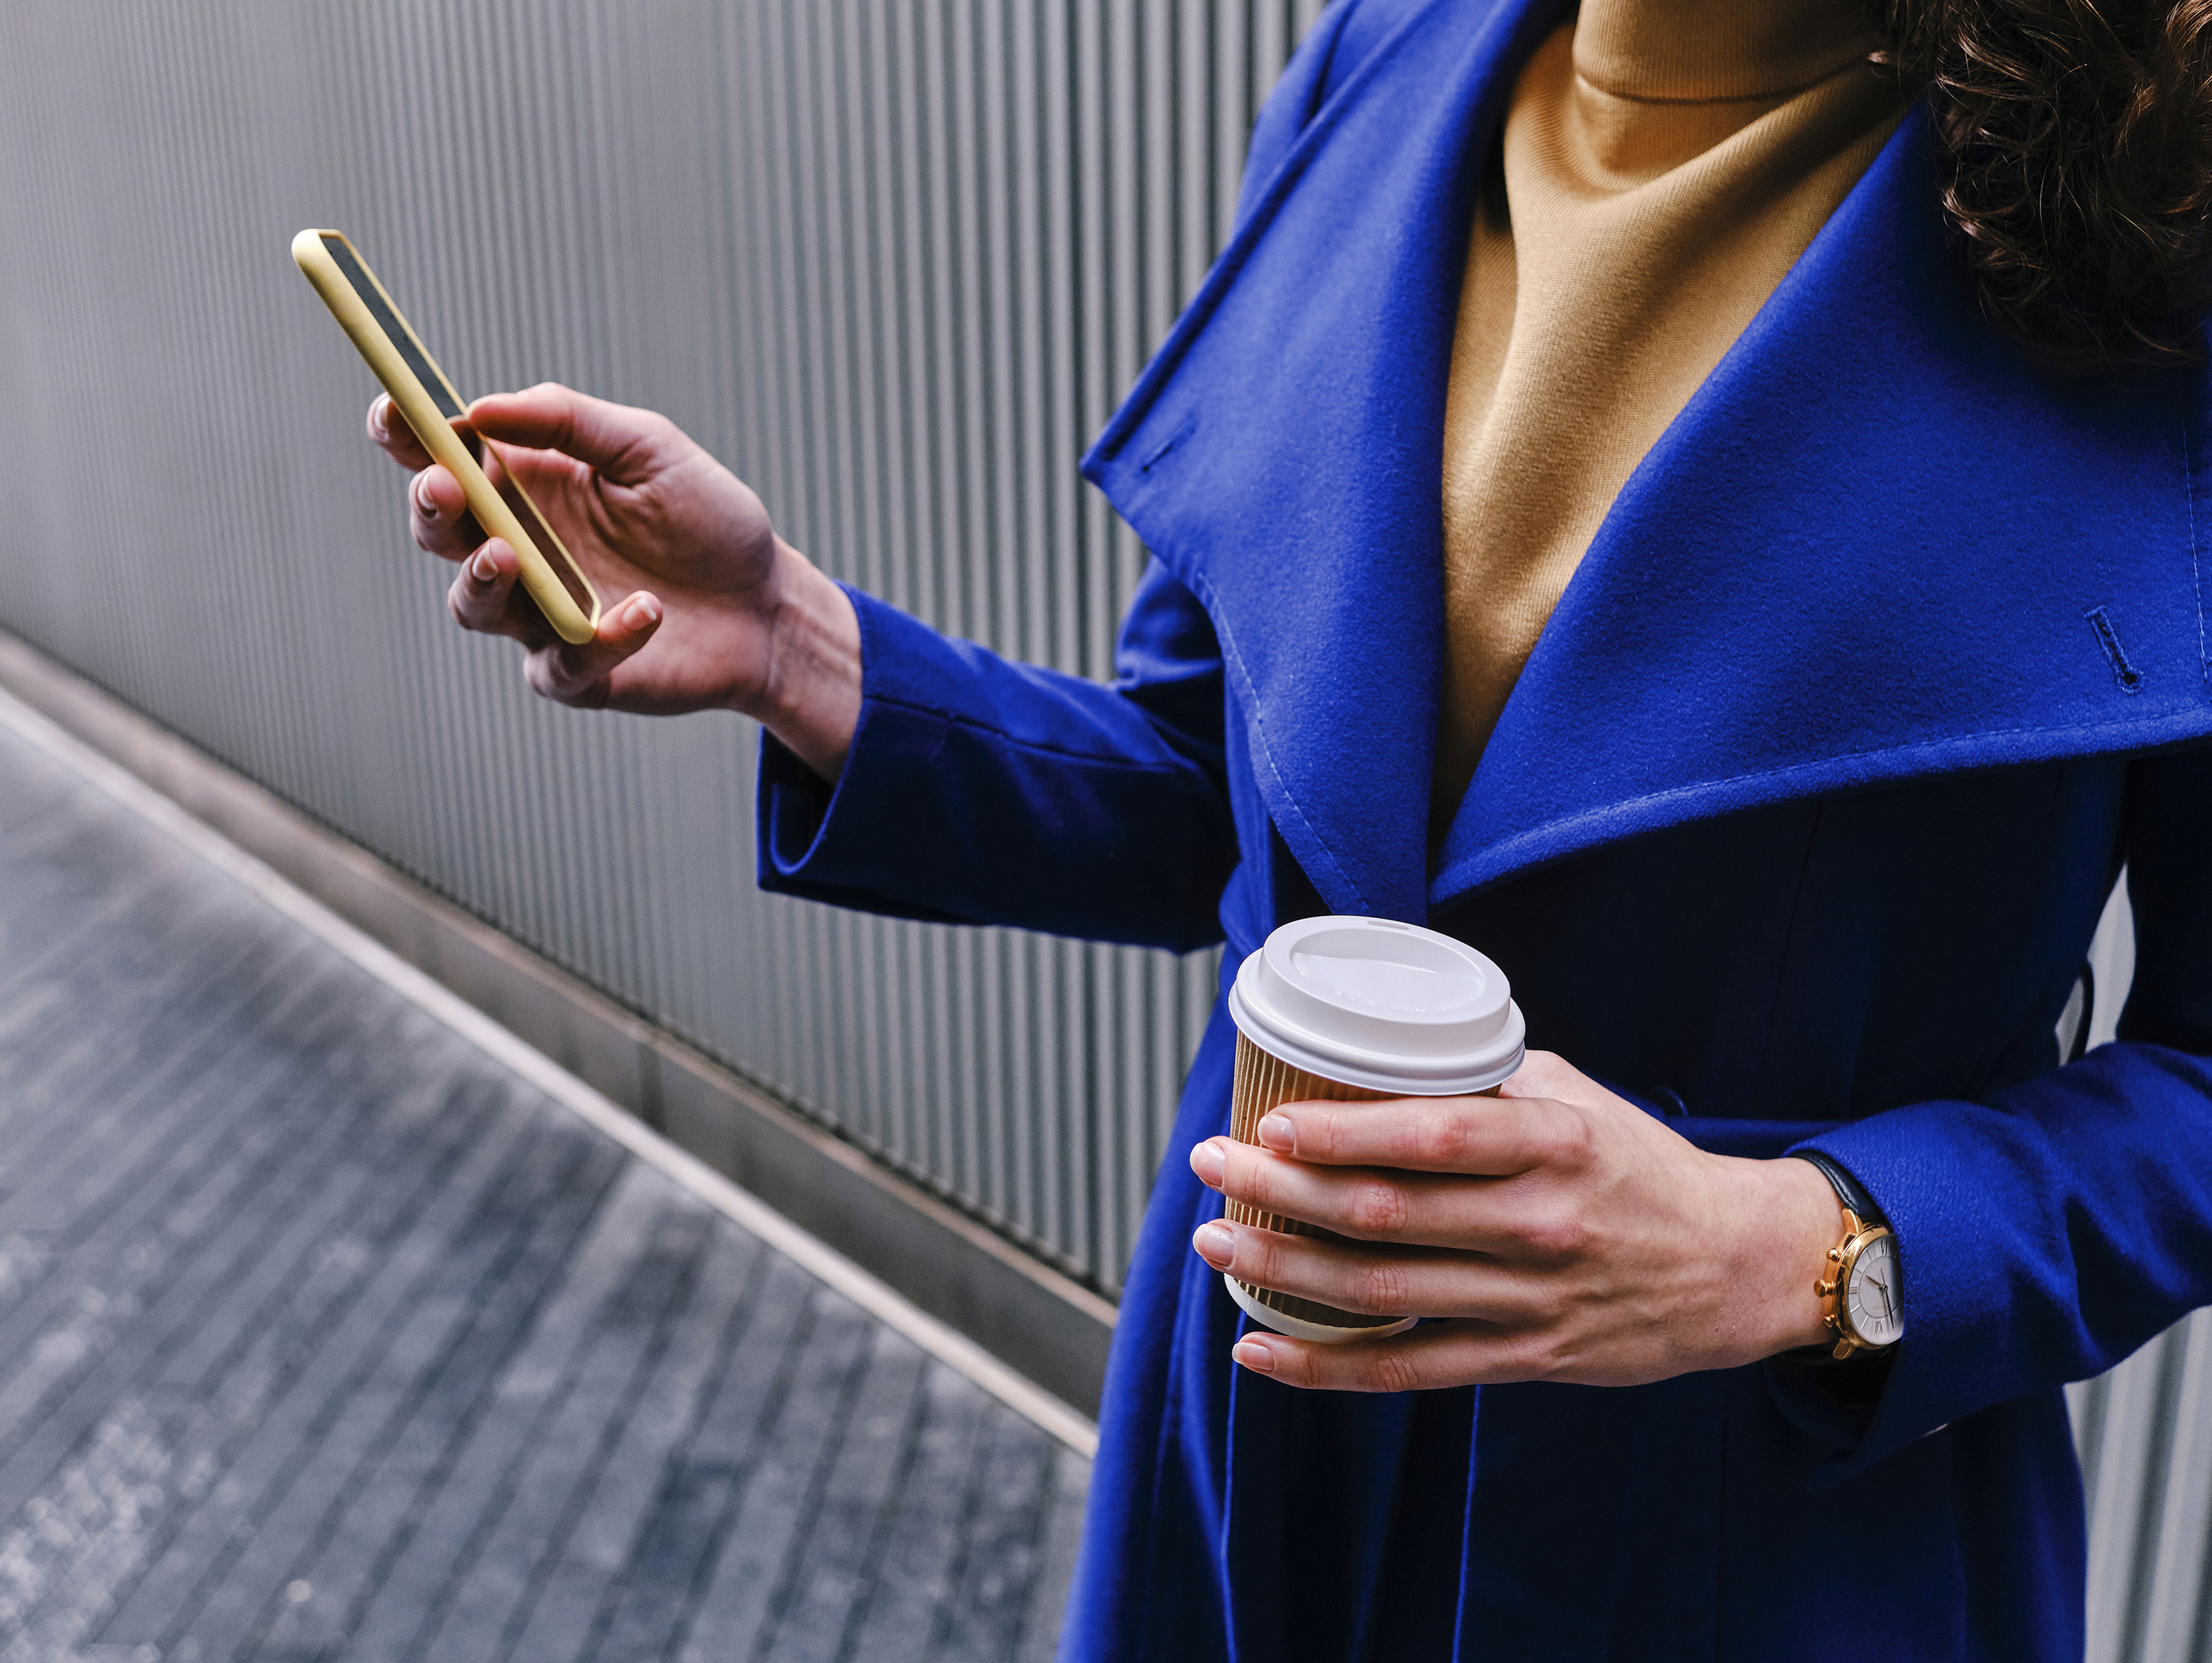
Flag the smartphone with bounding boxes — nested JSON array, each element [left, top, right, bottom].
[[291, 229, 601, 645]]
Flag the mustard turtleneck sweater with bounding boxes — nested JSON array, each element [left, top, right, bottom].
[[1434, 0, 1910, 813]]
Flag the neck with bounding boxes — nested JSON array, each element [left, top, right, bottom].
[[1571, 0, 1884, 102]]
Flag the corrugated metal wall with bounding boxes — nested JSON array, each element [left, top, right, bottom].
[[2, 0, 2209, 1646], [2075, 1309, 2212, 1662], [2070, 878, 2212, 1661], [0, 0, 1327, 1296]]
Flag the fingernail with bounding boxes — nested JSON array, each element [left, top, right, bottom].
[[1188, 1140, 1225, 1187], [1193, 1222, 1235, 1268], [625, 596, 661, 630], [469, 550, 497, 583], [1232, 1338, 1276, 1374], [1257, 1113, 1295, 1153], [418, 480, 441, 518]]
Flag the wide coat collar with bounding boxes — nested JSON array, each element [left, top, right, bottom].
[[1081, 0, 2212, 925]]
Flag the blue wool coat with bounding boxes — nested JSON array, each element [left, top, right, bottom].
[[757, 0, 2212, 1656]]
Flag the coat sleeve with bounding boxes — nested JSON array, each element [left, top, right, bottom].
[[1778, 743, 2212, 1475], [755, 559, 1237, 953], [755, 5, 1394, 952]]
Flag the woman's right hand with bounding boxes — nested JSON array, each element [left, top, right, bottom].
[[368, 381, 860, 779]]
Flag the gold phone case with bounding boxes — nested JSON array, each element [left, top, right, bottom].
[[291, 229, 600, 645]]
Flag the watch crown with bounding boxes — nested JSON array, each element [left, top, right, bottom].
[[1815, 1278, 1836, 1298]]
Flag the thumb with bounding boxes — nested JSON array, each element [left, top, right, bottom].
[[524, 590, 664, 707], [467, 384, 671, 483]]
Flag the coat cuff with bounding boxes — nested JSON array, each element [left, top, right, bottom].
[[1774, 1124, 1952, 1481], [754, 585, 968, 925]]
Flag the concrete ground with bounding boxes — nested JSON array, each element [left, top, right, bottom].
[[0, 717, 1086, 1662]]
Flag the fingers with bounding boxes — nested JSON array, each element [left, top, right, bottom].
[[369, 392, 481, 471], [1248, 1088, 1591, 1176], [448, 540, 542, 642], [1190, 1137, 1506, 1249], [1191, 1219, 1531, 1324], [447, 552, 664, 703], [1228, 1320, 1540, 1393], [412, 464, 486, 559], [368, 393, 434, 471], [466, 383, 676, 484], [376, 392, 489, 558], [521, 590, 664, 708]]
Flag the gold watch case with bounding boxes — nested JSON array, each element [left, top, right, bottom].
[[1813, 1207, 1903, 1360]]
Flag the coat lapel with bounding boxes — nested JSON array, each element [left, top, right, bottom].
[[1433, 104, 2212, 906], [1084, 0, 1568, 925], [1086, 1, 2212, 926]]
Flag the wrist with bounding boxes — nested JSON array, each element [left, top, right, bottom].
[[746, 541, 862, 780], [1724, 1154, 1841, 1360]]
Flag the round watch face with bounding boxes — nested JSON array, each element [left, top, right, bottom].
[[1844, 1233, 1904, 1347]]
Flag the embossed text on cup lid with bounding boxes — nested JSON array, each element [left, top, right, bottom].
[[1226, 915, 1525, 1094]]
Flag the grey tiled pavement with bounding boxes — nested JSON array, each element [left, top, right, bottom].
[[0, 721, 1086, 1662]]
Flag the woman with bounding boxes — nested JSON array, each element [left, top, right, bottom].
[[369, 0, 2212, 1655]]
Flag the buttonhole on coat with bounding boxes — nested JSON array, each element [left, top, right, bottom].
[[2085, 605, 2144, 694], [1139, 414, 1198, 473]]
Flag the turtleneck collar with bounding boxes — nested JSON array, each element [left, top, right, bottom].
[[1571, 0, 1886, 103]]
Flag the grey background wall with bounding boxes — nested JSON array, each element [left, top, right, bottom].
[[2068, 885, 2212, 1661], [1, 0, 2207, 1653]]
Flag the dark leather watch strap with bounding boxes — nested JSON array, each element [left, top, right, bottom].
[[1789, 1150, 1886, 1228]]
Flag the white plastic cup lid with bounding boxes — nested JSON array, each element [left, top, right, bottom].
[[1226, 916, 1525, 1095]]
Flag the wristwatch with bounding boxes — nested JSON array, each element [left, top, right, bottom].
[[1791, 1151, 1904, 1359]]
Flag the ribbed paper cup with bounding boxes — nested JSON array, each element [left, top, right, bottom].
[[1221, 916, 1524, 1344]]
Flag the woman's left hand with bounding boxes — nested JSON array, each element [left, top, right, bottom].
[[1187, 1050, 1841, 1391]]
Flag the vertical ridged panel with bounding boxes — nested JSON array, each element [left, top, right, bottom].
[[2075, 1311, 2212, 1663], [2069, 873, 2212, 1661]]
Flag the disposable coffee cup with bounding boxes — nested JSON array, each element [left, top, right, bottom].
[[1222, 915, 1525, 1344]]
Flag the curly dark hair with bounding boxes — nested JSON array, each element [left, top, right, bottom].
[[1867, 0, 2212, 370]]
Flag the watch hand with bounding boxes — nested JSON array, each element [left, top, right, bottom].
[[1868, 1275, 1894, 1319]]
